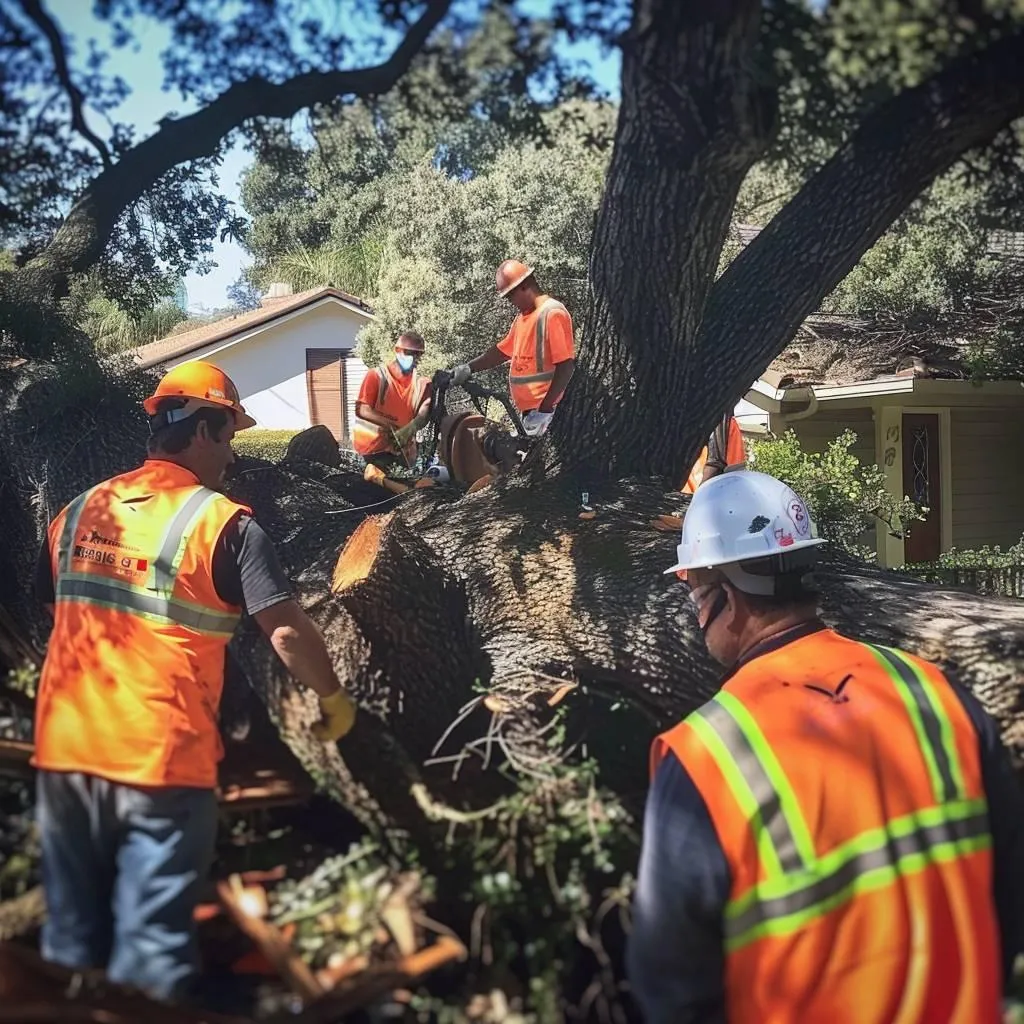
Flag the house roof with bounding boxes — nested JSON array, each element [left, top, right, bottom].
[[735, 222, 1020, 389], [130, 286, 373, 370], [765, 314, 973, 390]]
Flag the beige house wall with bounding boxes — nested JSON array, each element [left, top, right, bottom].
[[949, 406, 1024, 550]]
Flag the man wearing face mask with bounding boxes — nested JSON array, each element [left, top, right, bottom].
[[32, 361, 357, 1003], [448, 260, 575, 439], [628, 470, 1024, 1023], [353, 331, 432, 478]]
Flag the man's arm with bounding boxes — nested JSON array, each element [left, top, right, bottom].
[[950, 680, 1024, 987], [628, 753, 729, 1024], [468, 345, 511, 374], [355, 401, 399, 428], [252, 599, 345, 700], [538, 358, 575, 413], [214, 517, 354, 738], [701, 416, 731, 482]]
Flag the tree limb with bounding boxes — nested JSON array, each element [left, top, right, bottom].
[[697, 29, 1024, 421], [23, 0, 453, 289], [19, 0, 113, 170]]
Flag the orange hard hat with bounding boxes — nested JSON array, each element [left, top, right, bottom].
[[395, 331, 425, 354], [496, 259, 534, 297], [143, 361, 256, 429]]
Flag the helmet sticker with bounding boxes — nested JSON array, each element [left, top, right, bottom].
[[748, 515, 770, 534], [774, 526, 795, 547], [787, 498, 810, 537]]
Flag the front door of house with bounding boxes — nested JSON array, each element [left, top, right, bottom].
[[902, 413, 942, 563], [306, 349, 348, 442]]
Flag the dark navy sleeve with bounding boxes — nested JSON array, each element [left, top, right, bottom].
[[212, 514, 293, 616], [949, 679, 1024, 988], [627, 751, 730, 1023]]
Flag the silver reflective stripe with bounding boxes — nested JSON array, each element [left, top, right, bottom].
[[724, 805, 990, 946], [375, 366, 388, 406], [510, 299, 564, 386], [57, 574, 239, 635], [700, 699, 807, 874], [871, 645, 961, 803], [58, 485, 102, 574], [509, 370, 556, 384], [150, 487, 220, 593]]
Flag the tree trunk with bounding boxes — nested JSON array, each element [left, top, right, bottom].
[[552, 13, 1024, 486], [549, 0, 774, 487]]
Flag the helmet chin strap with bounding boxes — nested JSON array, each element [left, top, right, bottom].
[[698, 585, 730, 635]]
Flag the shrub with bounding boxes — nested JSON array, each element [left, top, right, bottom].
[[749, 429, 925, 560], [905, 536, 1024, 597], [233, 429, 298, 463]]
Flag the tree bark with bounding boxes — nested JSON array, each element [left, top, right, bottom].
[[555, 19, 1024, 486], [548, 0, 774, 487]]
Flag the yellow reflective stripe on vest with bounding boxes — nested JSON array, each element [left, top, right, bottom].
[[58, 484, 103, 574], [867, 644, 966, 803], [509, 299, 562, 386], [149, 486, 222, 594], [723, 798, 990, 951], [56, 572, 239, 636], [695, 642, 985, 951], [354, 368, 389, 437], [690, 692, 816, 877]]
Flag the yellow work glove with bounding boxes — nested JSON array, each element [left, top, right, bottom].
[[311, 688, 357, 742]]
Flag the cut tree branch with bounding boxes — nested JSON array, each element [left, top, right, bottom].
[[697, 28, 1024, 425], [20, 0, 113, 170], [23, 0, 453, 288]]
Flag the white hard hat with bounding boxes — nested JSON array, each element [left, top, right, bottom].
[[665, 470, 826, 594]]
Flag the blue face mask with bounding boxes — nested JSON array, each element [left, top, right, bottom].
[[396, 354, 415, 373]]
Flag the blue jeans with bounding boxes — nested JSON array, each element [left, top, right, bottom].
[[35, 770, 218, 1002]]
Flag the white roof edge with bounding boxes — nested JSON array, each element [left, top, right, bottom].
[[156, 294, 372, 367]]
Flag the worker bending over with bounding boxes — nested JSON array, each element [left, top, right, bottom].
[[32, 362, 357, 1003], [682, 412, 745, 494], [629, 469, 1024, 1022], [450, 260, 575, 437], [354, 330, 432, 479]]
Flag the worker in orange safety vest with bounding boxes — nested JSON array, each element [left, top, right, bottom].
[[353, 330, 432, 480], [449, 260, 575, 438], [681, 413, 746, 494], [628, 469, 1024, 1023], [32, 361, 358, 1004]]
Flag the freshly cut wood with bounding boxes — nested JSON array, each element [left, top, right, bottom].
[[218, 877, 325, 1002], [331, 515, 389, 594]]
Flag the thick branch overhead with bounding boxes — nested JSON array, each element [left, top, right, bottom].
[[699, 29, 1024, 415], [23, 0, 454, 286], [20, 0, 113, 169]]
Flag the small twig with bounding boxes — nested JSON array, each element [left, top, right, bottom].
[[429, 695, 483, 757], [410, 783, 505, 824]]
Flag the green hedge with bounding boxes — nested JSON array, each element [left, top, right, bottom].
[[905, 536, 1024, 598], [233, 429, 298, 463]]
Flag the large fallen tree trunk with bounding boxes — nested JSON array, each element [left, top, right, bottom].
[[3, 374, 1024, 1014]]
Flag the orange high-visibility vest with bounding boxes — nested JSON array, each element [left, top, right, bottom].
[[503, 297, 573, 413], [682, 415, 745, 494], [33, 460, 251, 789], [353, 360, 429, 457], [651, 628, 1000, 1023]]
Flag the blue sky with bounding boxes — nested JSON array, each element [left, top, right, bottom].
[[49, 1, 621, 312]]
